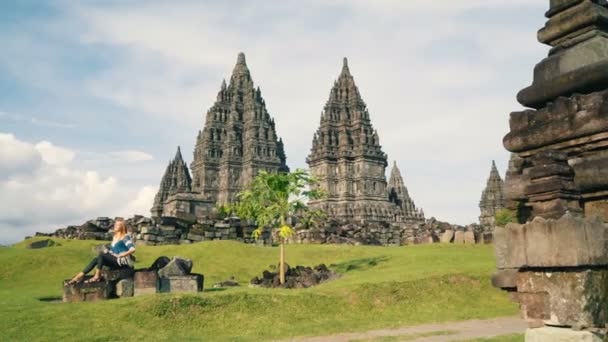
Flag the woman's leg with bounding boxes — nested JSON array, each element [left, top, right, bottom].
[[67, 255, 100, 284], [88, 254, 120, 282]]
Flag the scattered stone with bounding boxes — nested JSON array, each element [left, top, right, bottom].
[[213, 277, 239, 288], [116, 279, 134, 297], [27, 239, 60, 249], [63, 278, 111, 302], [525, 326, 604, 342], [159, 274, 204, 293], [250, 263, 339, 289], [463, 231, 476, 244], [158, 257, 193, 278], [453, 231, 465, 244], [440, 230, 454, 243], [134, 271, 158, 296], [101, 268, 134, 282]]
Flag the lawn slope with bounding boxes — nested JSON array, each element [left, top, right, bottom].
[[0, 238, 517, 341]]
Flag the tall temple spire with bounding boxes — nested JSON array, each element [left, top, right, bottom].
[[307, 58, 396, 223], [190, 52, 289, 206], [388, 161, 425, 222], [151, 146, 193, 217], [341, 57, 350, 76], [479, 160, 506, 228]]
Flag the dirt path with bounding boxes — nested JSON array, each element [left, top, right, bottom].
[[284, 316, 526, 342]]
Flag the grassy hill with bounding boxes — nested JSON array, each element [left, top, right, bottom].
[[0, 238, 518, 341]]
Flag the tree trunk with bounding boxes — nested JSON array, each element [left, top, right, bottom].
[[279, 241, 285, 285]]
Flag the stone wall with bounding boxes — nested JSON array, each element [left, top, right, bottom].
[[37, 214, 483, 246]]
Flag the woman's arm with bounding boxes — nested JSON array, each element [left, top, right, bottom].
[[116, 248, 135, 258]]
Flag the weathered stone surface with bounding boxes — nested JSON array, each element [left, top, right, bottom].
[[525, 327, 605, 342], [306, 58, 423, 224], [63, 279, 111, 302], [134, 271, 158, 296], [494, 223, 527, 269], [158, 257, 193, 277], [491, 269, 519, 289], [495, 214, 608, 268], [250, 264, 339, 289], [101, 268, 135, 282], [439, 230, 454, 243], [479, 161, 506, 229], [159, 274, 204, 293], [453, 231, 465, 244], [116, 278, 134, 297], [27, 239, 60, 249], [463, 231, 476, 244], [517, 0, 608, 109], [516, 270, 608, 328], [150, 148, 192, 218]]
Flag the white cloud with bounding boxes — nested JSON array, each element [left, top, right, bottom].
[[108, 150, 154, 162], [0, 133, 42, 178], [123, 186, 157, 216], [0, 134, 155, 244], [1, 1, 552, 233], [35, 141, 75, 166]]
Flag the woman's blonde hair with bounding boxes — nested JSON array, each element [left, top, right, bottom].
[[115, 219, 127, 235]]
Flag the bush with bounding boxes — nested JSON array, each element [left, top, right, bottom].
[[495, 209, 516, 227]]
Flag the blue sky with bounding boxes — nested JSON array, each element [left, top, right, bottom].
[[0, 0, 549, 244]]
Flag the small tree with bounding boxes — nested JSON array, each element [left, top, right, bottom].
[[495, 208, 517, 227], [233, 169, 323, 284]]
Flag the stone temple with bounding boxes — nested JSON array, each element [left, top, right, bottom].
[[151, 53, 289, 218], [306, 58, 424, 224], [478, 160, 505, 228], [492, 1, 608, 340]]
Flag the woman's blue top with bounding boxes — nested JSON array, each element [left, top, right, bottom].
[[110, 235, 135, 255]]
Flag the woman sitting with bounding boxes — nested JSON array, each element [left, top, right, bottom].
[[67, 219, 135, 284]]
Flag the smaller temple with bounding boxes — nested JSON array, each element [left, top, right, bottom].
[[478, 160, 505, 228], [388, 162, 425, 223], [151, 147, 193, 218]]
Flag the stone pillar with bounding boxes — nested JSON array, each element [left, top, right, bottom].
[[494, 1, 608, 340]]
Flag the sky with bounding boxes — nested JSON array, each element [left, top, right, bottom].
[[0, 0, 549, 244]]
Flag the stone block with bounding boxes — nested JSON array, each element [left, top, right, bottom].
[[175, 211, 197, 224], [525, 327, 605, 342], [516, 270, 608, 328], [101, 268, 134, 282], [140, 227, 160, 235], [116, 278, 134, 297], [518, 292, 551, 321], [159, 274, 204, 293], [159, 225, 176, 232], [453, 231, 465, 244], [158, 257, 193, 277], [491, 269, 519, 289], [63, 279, 111, 302], [585, 200, 608, 222], [142, 234, 157, 241], [494, 223, 527, 269], [134, 271, 158, 296], [187, 233, 204, 241], [494, 215, 608, 269], [28, 239, 60, 249], [439, 230, 454, 243], [463, 231, 476, 244]]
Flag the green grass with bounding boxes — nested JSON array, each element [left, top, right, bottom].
[[0, 238, 518, 341]]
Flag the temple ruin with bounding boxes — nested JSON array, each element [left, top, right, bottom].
[[306, 58, 424, 224], [492, 1, 608, 340], [151, 52, 289, 218], [478, 160, 506, 229]]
